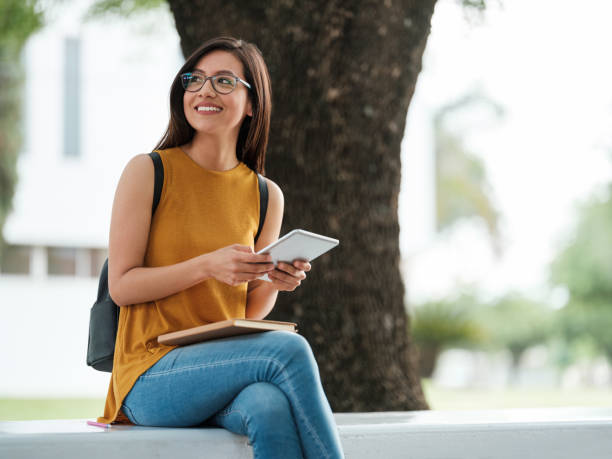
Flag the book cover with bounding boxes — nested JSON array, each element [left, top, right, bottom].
[[157, 319, 298, 346]]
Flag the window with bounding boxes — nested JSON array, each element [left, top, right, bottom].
[[0, 245, 30, 274], [63, 36, 81, 158], [1, 245, 108, 277], [48, 246, 76, 276], [90, 248, 108, 277]]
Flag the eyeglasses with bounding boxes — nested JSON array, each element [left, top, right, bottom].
[[180, 71, 252, 94]]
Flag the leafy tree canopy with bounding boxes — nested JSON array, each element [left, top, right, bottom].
[[0, 0, 45, 247], [0, 0, 44, 55], [550, 180, 612, 360], [476, 292, 555, 356], [551, 183, 612, 305], [83, 0, 166, 20], [433, 91, 505, 255]]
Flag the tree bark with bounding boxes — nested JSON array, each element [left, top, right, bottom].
[[168, 0, 437, 411], [417, 344, 441, 379]]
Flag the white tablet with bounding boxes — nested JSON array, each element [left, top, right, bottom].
[[256, 229, 339, 282]]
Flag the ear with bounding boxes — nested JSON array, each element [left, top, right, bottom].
[[246, 98, 253, 117]]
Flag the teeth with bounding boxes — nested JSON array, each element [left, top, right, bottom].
[[197, 106, 222, 112]]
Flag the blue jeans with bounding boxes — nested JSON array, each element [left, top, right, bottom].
[[121, 330, 345, 459]]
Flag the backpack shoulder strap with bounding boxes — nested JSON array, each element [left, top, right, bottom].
[[149, 151, 164, 215], [255, 173, 268, 244]]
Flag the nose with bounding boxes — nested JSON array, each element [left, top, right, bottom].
[[199, 77, 216, 97]]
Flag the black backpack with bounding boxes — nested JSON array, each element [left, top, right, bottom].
[[86, 151, 269, 372]]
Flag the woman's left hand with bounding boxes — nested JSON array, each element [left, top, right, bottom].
[[268, 260, 311, 292]]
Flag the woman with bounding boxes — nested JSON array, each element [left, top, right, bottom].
[[96, 36, 345, 459]]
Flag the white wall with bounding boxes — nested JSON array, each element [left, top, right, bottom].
[[0, 276, 109, 396]]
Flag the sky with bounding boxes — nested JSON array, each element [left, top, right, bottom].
[[398, 0, 612, 306]]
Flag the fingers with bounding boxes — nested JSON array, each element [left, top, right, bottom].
[[231, 245, 272, 260], [269, 263, 306, 290], [268, 269, 299, 290], [242, 251, 273, 264], [277, 262, 307, 280], [267, 261, 312, 291], [292, 260, 311, 272], [238, 261, 275, 274]]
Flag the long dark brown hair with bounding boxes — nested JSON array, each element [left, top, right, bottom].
[[153, 36, 272, 174]]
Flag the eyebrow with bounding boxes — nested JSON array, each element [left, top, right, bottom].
[[191, 68, 238, 76]]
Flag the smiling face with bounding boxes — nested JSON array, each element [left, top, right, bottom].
[[183, 50, 253, 136]]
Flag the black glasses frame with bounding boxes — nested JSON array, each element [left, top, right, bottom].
[[180, 72, 252, 94]]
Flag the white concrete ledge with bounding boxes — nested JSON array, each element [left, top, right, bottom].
[[2, 407, 612, 458]]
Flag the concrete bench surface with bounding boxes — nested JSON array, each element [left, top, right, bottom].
[[2, 407, 612, 458]]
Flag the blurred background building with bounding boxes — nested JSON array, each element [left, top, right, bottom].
[[0, 1, 182, 396]]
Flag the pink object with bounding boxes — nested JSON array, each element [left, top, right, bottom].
[[86, 420, 111, 429]]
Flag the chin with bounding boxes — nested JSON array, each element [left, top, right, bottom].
[[192, 119, 244, 135], [188, 118, 222, 131]]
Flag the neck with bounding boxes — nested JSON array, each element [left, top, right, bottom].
[[181, 131, 240, 171]]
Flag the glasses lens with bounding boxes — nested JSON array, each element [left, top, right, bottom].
[[214, 75, 237, 94], [181, 73, 203, 92]]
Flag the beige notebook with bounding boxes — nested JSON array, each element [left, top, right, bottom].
[[157, 319, 298, 346]]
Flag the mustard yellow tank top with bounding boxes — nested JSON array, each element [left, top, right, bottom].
[[97, 146, 261, 424]]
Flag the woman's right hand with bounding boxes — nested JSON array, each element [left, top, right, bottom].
[[203, 244, 275, 286]]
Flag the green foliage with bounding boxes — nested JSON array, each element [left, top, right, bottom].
[[411, 291, 556, 377], [475, 293, 555, 361], [412, 291, 554, 355], [0, 398, 105, 421], [549, 183, 612, 361], [0, 58, 23, 247], [0, 0, 45, 247], [554, 300, 612, 362], [0, 0, 44, 53], [423, 378, 612, 410], [83, 0, 166, 20], [411, 294, 484, 349], [411, 293, 485, 376], [433, 91, 504, 255], [551, 185, 612, 304], [460, 0, 487, 9]]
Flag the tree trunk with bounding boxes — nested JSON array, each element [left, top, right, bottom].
[[168, 0, 437, 411], [417, 344, 441, 379]]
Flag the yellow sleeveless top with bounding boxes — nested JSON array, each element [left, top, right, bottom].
[[97, 146, 261, 424]]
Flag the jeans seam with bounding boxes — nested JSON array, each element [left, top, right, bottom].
[[269, 360, 330, 459], [121, 402, 139, 425], [140, 355, 330, 458], [141, 356, 277, 378], [216, 408, 248, 434]]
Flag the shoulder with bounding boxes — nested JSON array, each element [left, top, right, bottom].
[[124, 153, 154, 175], [262, 176, 284, 210], [115, 154, 155, 197]]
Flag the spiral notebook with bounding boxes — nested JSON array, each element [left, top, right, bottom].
[[157, 319, 298, 346]]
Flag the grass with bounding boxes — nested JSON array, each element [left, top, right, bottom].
[[2, 382, 612, 421], [421, 379, 612, 410], [0, 398, 105, 421]]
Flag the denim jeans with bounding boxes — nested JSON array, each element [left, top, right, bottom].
[[121, 330, 345, 459]]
